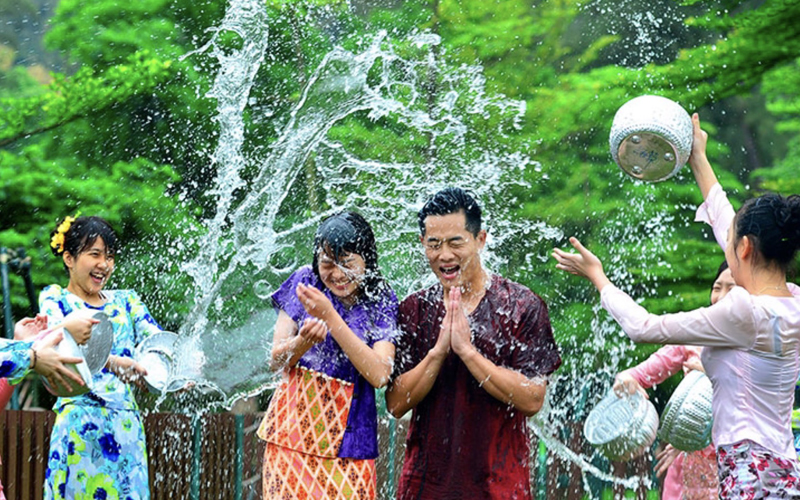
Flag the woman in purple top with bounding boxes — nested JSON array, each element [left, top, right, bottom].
[[257, 211, 398, 500]]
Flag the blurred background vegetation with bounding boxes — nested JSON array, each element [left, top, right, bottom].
[[3, 0, 800, 411]]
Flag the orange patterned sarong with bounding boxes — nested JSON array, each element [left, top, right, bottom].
[[262, 442, 376, 500], [258, 366, 376, 500]]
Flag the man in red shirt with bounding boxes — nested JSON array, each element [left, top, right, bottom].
[[386, 187, 561, 500]]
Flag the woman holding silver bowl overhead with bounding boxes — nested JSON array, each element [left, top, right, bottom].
[[40, 215, 163, 500], [554, 113, 800, 498]]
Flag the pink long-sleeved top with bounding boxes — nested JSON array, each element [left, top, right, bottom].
[[602, 183, 800, 460]]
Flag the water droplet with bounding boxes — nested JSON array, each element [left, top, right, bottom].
[[631, 135, 641, 144], [253, 280, 272, 299]]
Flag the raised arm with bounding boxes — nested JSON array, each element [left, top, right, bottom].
[[688, 113, 719, 201], [619, 345, 689, 390], [553, 238, 754, 348]]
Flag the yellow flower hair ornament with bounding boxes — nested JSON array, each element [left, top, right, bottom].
[[50, 214, 77, 255]]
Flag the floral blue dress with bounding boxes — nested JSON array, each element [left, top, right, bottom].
[[0, 338, 33, 382], [39, 285, 162, 500]]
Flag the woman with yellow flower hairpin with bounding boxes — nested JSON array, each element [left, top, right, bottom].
[[40, 215, 163, 500]]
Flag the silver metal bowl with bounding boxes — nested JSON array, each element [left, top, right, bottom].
[[79, 311, 114, 374], [658, 370, 713, 451], [135, 331, 190, 394], [584, 389, 659, 461], [42, 311, 114, 398], [609, 95, 693, 182]]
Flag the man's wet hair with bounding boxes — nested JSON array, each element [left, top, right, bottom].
[[418, 187, 482, 237]]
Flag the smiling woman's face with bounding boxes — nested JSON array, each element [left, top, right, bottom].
[[711, 268, 735, 305], [65, 236, 115, 300], [317, 249, 366, 303]]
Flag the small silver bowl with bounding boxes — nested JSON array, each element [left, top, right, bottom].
[[135, 331, 190, 394], [584, 389, 659, 461], [658, 370, 713, 451], [609, 95, 693, 182], [43, 311, 114, 397]]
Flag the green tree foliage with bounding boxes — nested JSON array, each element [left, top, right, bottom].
[[2, 0, 800, 379]]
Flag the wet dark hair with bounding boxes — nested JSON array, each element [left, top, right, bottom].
[[51, 216, 119, 270], [733, 193, 800, 272], [418, 187, 482, 236], [712, 260, 729, 284], [311, 211, 388, 302]]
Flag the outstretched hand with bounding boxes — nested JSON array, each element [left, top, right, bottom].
[[552, 237, 611, 291], [14, 314, 49, 340], [613, 373, 649, 400], [31, 331, 85, 391], [108, 355, 148, 387]]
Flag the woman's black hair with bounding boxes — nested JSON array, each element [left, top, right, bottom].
[[51, 216, 119, 271], [710, 260, 730, 303], [712, 260, 729, 284], [311, 212, 389, 302], [733, 193, 800, 272]]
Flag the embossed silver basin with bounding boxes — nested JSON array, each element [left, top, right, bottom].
[[135, 331, 191, 394], [584, 389, 659, 461], [658, 370, 714, 452], [609, 95, 693, 182]]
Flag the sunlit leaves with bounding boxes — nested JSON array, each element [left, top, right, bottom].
[[0, 51, 172, 147]]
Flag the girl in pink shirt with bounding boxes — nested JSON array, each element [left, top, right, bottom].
[[553, 114, 800, 498], [614, 261, 733, 500]]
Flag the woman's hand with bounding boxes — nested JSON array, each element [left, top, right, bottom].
[[552, 237, 612, 291], [688, 113, 709, 165], [60, 313, 100, 345], [298, 317, 328, 347], [296, 283, 336, 321], [108, 355, 148, 386], [686, 113, 719, 200], [14, 314, 49, 340], [31, 331, 86, 391], [654, 444, 682, 478], [613, 373, 648, 399], [683, 356, 705, 373]]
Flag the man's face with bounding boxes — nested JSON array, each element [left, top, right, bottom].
[[421, 211, 486, 290]]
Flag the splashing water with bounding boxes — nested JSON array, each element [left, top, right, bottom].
[[163, 0, 683, 497]]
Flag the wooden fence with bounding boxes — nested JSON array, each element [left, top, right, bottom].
[[1, 411, 656, 500], [0, 411, 268, 500]]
